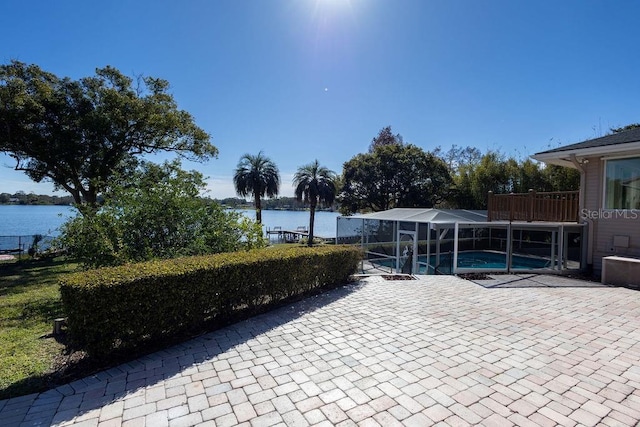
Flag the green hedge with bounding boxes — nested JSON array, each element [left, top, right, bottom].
[[59, 245, 360, 357]]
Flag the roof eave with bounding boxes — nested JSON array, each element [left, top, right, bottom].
[[532, 141, 640, 166], [529, 153, 579, 168]]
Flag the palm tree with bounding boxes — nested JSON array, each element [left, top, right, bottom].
[[233, 152, 280, 223], [293, 160, 337, 247]]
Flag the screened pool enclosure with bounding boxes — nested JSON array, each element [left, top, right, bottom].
[[336, 208, 585, 275]]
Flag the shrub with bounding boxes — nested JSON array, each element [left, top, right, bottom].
[[59, 245, 361, 357], [56, 161, 266, 268]]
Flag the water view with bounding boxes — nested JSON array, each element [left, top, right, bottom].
[[0, 205, 76, 237], [0, 205, 341, 239]]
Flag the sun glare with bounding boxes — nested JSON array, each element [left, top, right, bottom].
[[296, 0, 361, 70], [313, 0, 355, 15], [316, 0, 351, 6]]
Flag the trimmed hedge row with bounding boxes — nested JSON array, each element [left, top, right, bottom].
[[59, 245, 361, 357]]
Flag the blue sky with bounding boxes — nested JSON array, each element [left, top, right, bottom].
[[1, 0, 639, 198]]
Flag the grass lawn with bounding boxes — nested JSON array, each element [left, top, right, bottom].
[[0, 258, 78, 399]]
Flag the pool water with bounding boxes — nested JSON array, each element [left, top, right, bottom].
[[371, 250, 551, 274]]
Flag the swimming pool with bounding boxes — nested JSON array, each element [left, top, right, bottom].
[[370, 250, 551, 274]]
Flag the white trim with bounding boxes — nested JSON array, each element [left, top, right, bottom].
[[533, 141, 640, 161], [529, 156, 578, 168], [600, 153, 640, 161], [532, 141, 640, 169]]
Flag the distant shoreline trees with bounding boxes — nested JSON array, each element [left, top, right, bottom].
[[0, 192, 328, 211], [0, 192, 75, 205], [3, 146, 581, 213]]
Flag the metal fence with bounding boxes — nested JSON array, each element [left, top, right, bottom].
[[0, 235, 55, 256]]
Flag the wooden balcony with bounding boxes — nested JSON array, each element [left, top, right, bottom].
[[487, 190, 580, 222]]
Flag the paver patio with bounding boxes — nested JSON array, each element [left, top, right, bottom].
[[1, 274, 639, 426]]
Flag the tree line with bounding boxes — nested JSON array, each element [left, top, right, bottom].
[[0, 192, 310, 210], [0, 192, 75, 205], [232, 127, 581, 218], [0, 61, 602, 266], [0, 192, 311, 210]]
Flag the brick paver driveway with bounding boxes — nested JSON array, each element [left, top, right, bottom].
[[1, 275, 639, 426]]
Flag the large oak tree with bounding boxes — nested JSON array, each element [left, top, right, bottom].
[[339, 141, 452, 214], [0, 61, 216, 209]]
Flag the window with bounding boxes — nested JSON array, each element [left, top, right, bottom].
[[605, 157, 640, 209]]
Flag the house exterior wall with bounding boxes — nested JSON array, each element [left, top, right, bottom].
[[582, 154, 640, 274]]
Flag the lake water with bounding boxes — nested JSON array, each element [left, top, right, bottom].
[[0, 205, 341, 239], [244, 209, 340, 239], [0, 205, 76, 237]]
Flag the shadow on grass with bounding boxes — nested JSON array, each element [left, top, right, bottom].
[[0, 257, 77, 400], [0, 331, 92, 400], [0, 257, 78, 296], [18, 298, 64, 322]]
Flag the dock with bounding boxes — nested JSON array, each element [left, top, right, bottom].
[[265, 226, 332, 243]]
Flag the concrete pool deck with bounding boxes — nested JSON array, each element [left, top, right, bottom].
[[1, 274, 639, 426]]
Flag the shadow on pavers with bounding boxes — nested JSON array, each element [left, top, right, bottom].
[[0, 280, 367, 426], [462, 273, 617, 289]]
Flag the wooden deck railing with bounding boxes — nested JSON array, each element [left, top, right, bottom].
[[487, 190, 580, 222]]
